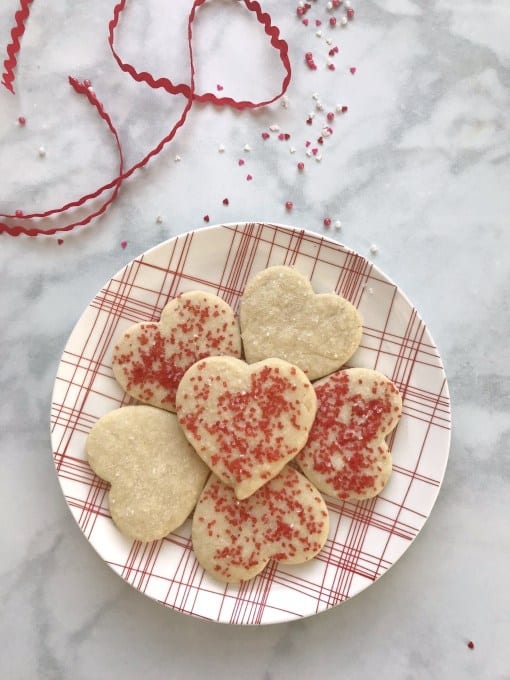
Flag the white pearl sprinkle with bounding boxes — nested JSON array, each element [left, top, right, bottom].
[[326, 38, 333, 46], [341, 16, 348, 26], [345, 1, 352, 7], [281, 96, 289, 108], [316, 30, 322, 37], [327, 1, 333, 9], [322, 128, 331, 137], [315, 154, 322, 162], [306, 149, 313, 157], [289, 147, 297, 154], [244, 144, 252, 152], [38, 146, 46, 157], [174, 155, 181, 162], [312, 92, 320, 100], [156, 215, 163, 224], [316, 101, 324, 111], [370, 244, 379, 255], [334, 220, 342, 230], [218, 144, 225, 152], [269, 124, 280, 132]]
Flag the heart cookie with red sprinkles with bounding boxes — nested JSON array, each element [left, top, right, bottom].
[[176, 356, 317, 500], [192, 466, 329, 583], [239, 266, 363, 381], [297, 368, 403, 501], [112, 291, 242, 412]]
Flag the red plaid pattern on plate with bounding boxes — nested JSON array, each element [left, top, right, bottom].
[[50, 222, 451, 625]]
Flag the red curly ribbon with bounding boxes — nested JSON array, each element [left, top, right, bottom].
[[0, 0, 291, 237], [1, 0, 32, 94]]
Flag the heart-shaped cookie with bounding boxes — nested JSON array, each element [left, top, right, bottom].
[[86, 405, 210, 542], [297, 368, 403, 501], [112, 291, 242, 412], [192, 466, 330, 583], [176, 356, 317, 500], [239, 266, 363, 381]]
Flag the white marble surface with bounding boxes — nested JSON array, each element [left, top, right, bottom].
[[1, 0, 509, 677]]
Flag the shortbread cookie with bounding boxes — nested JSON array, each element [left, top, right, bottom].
[[297, 368, 403, 501], [86, 405, 210, 542], [192, 466, 329, 583], [239, 265, 362, 381], [176, 356, 317, 500], [112, 291, 242, 412]]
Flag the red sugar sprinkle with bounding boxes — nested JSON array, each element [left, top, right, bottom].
[[216, 84, 224, 91], [18, 116, 26, 125], [315, 19, 322, 27], [297, 162, 305, 171], [328, 63, 336, 71], [333, 0, 341, 7], [317, 136, 324, 145], [467, 641, 475, 650], [57, 238, 64, 245], [203, 215, 210, 223], [341, 105, 349, 113], [305, 52, 317, 70], [15, 209, 23, 217], [306, 116, 313, 125], [246, 174, 253, 181], [223, 198, 229, 206], [312, 148, 318, 155], [350, 66, 357, 74], [329, 17, 337, 26], [120, 240, 127, 249], [302, 18, 309, 26], [238, 159, 245, 166], [285, 201, 293, 210], [261, 132, 270, 140], [327, 112, 335, 121], [323, 217, 332, 227], [347, 7, 355, 19], [328, 47, 339, 56]]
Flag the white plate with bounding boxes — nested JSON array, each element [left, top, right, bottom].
[[50, 222, 451, 625]]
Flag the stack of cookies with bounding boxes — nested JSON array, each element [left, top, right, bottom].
[[87, 267, 402, 583]]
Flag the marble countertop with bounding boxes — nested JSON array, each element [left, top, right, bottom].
[[1, 1, 508, 678]]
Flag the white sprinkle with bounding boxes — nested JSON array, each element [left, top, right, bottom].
[[308, 111, 315, 119], [327, 1, 333, 9], [156, 215, 163, 224], [174, 154, 181, 162], [289, 147, 297, 154], [336, 104, 344, 113], [306, 149, 313, 157], [312, 92, 320, 100], [341, 16, 348, 26], [218, 144, 225, 152], [244, 144, 252, 152], [315, 154, 322, 162], [281, 95, 289, 108], [367, 287, 374, 295], [370, 244, 379, 255], [269, 124, 280, 132], [326, 38, 333, 46], [322, 127, 331, 137], [345, 1, 352, 7], [316, 30, 322, 37], [334, 220, 342, 229], [315, 101, 324, 111], [38, 146, 46, 157]]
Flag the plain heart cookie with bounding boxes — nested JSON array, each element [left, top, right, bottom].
[[112, 291, 242, 412], [86, 405, 210, 542], [175, 356, 317, 500], [192, 466, 330, 583], [297, 368, 403, 501], [239, 265, 363, 381]]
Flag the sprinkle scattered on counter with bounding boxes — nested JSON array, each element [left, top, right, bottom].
[[222, 198, 229, 206], [18, 116, 26, 125], [246, 174, 253, 181], [467, 641, 475, 650], [370, 244, 378, 255], [156, 215, 163, 224], [38, 146, 46, 157], [203, 215, 210, 223], [57, 238, 64, 245], [120, 240, 128, 249], [324, 217, 332, 227], [285, 201, 293, 210]]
